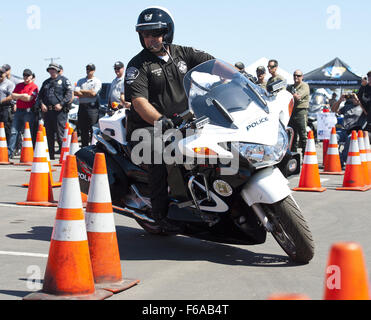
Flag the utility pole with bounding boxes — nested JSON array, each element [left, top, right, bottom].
[[44, 57, 61, 64]]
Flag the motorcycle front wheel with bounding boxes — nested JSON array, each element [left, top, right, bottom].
[[262, 195, 315, 264]]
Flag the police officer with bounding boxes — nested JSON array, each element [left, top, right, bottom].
[[125, 6, 214, 232], [234, 62, 257, 83], [74, 64, 102, 147], [38, 63, 73, 160]]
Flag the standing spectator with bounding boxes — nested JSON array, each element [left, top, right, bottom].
[[0, 67, 15, 143], [329, 92, 338, 109], [8, 69, 38, 159], [74, 64, 102, 147], [108, 61, 130, 108], [286, 70, 310, 155], [358, 71, 371, 133], [38, 63, 73, 160], [2, 64, 22, 85], [361, 76, 368, 87], [266, 59, 286, 88], [256, 66, 267, 89], [234, 62, 257, 83], [332, 93, 366, 167]]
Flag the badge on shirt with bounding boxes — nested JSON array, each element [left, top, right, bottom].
[[58, 80, 62, 85], [177, 61, 188, 74], [125, 67, 140, 84]]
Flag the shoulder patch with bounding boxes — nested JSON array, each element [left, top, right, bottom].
[[125, 67, 140, 84]]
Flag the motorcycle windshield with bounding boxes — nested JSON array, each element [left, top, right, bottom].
[[184, 59, 268, 129]]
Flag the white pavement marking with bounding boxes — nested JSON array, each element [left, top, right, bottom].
[[0, 251, 48, 258], [0, 203, 54, 210]]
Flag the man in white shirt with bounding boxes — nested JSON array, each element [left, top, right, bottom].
[[74, 63, 102, 147]]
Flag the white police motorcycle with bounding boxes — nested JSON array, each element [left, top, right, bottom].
[[76, 59, 314, 264]]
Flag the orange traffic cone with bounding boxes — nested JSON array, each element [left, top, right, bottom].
[[17, 131, 57, 207], [58, 127, 74, 183], [14, 122, 33, 166], [55, 122, 70, 167], [293, 131, 326, 192], [321, 127, 343, 175], [69, 131, 80, 155], [336, 131, 369, 191], [0, 122, 12, 165], [23, 155, 113, 300], [358, 130, 371, 187], [267, 293, 310, 300], [363, 131, 371, 180], [85, 153, 140, 293], [323, 242, 371, 300]]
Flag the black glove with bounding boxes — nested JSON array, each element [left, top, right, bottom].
[[157, 115, 174, 132]]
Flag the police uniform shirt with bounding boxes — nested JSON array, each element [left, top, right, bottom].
[[0, 78, 15, 104], [108, 76, 125, 105], [39, 75, 73, 107], [77, 77, 102, 104], [125, 44, 214, 130]]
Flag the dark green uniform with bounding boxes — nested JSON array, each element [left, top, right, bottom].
[[267, 74, 286, 88], [287, 81, 310, 153]]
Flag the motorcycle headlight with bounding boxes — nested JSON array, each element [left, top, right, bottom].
[[232, 124, 288, 168]]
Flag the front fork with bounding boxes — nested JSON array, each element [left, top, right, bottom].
[[240, 166, 292, 232]]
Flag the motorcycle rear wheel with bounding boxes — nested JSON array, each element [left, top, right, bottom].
[[263, 195, 315, 264]]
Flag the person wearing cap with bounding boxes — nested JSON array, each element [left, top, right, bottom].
[[0, 67, 16, 143], [74, 63, 102, 147], [108, 61, 130, 109], [234, 62, 257, 83], [37, 63, 73, 159], [8, 69, 38, 159], [2, 64, 22, 85], [256, 66, 267, 89]]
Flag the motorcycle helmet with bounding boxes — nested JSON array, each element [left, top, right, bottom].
[[136, 6, 175, 48]]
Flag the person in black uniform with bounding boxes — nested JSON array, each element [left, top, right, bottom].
[[125, 6, 214, 232], [37, 63, 73, 160]]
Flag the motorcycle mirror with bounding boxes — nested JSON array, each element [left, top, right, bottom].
[[267, 79, 287, 94]]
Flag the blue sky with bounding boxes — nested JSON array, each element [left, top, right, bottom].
[[0, 0, 369, 87]]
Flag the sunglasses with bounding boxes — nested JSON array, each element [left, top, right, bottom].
[[23, 74, 32, 77], [141, 30, 165, 38], [268, 65, 277, 69], [294, 74, 303, 77], [114, 68, 122, 71]]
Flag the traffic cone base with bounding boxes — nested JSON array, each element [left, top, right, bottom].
[[95, 278, 140, 294], [23, 288, 113, 300]]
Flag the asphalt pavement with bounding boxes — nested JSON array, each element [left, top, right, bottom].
[[0, 148, 370, 301]]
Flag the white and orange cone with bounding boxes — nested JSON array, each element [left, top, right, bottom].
[[85, 153, 140, 293], [0, 122, 12, 165], [23, 155, 113, 300], [321, 127, 343, 175], [58, 127, 74, 183], [17, 131, 57, 207], [69, 131, 80, 155], [358, 130, 371, 187], [293, 131, 326, 192], [15, 122, 33, 166], [54, 122, 70, 167], [363, 131, 371, 180], [337, 131, 370, 191]]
